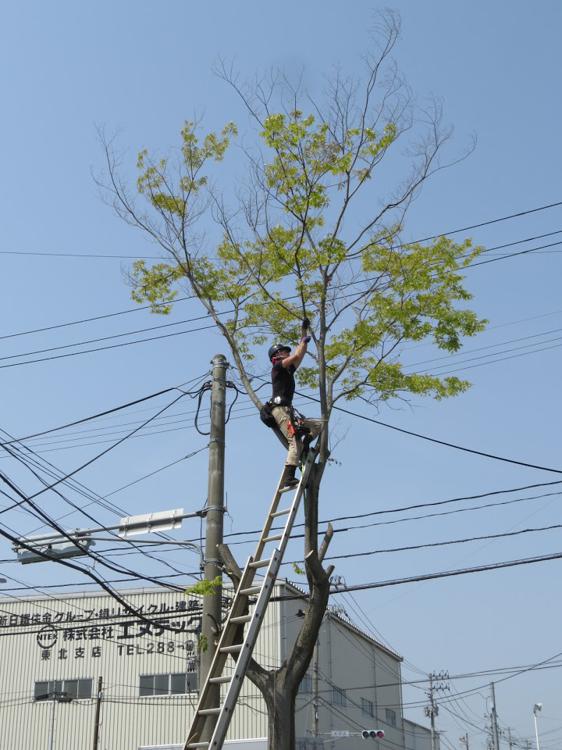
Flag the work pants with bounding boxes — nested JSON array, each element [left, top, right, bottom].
[[271, 405, 324, 467]]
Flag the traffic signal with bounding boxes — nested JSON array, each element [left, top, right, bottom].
[[362, 729, 385, 739]]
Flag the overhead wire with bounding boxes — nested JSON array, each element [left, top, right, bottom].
[[1, 201, 562, 377], [0, 382, 200, 446], [243, 372, 562, 475]]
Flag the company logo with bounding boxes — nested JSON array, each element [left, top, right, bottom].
[[37, 624, 58, 650]]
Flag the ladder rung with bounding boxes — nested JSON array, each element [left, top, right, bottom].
[[279, 485, 297, 493], [262, 534, 282, 543], [230, 614, 252, 624], [240, 586, 261, 596], [271, 508, 291, 518], [248, 558, 271, 569], [198, 707, 221, 716], [186, 743, 209, 748], [209, 675, 232, 684], [220, 644, 242, 654]]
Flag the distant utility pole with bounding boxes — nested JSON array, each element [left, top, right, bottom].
[[490, 683, 501, 750], [506, 728, 514, 750], [200, 354, 228, 741], [460, 733, 469, 750], [92, 676, 103, 750], [425, 671, 450, 750]]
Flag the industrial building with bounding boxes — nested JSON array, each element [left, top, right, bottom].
[[0, 583, 432, 750]]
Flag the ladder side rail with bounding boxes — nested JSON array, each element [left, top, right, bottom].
[[207, 549, 283, 750], [184, 558, 257, 749], [186, 446, 320, 749], [253, 447, 317, 562], [274, 448, 317, 559], [208, 448, 317, 749]]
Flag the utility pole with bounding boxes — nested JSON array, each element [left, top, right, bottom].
[[425, 671, 450, 750], [92, 676, 103, 750], [507, 728, 514, 750], [200, 354, 228, 741], [490, 683, 501, 750], [460, 733, 469, 750], [41, 691, 73, 750]]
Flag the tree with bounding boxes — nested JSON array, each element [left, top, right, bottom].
[[101, 12, 486, 749]]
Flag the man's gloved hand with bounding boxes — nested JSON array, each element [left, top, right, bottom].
[[301, 335, 311, 344]]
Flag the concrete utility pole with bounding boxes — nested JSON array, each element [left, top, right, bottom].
[[425, 671, 450, 750], [200, 354, 228, 741], [460, 732, 469, 750], [532, 703, 542, 750], [490, 682, 501, 750], [92, 676, 103, 750], [44, 692, 73, 750], [507, 728, 514, 750], [427, 674, 437, 750]]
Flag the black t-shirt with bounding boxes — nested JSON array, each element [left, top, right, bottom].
[[271, 363, 296, 405]]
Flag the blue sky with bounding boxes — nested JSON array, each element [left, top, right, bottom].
[[1, 0, 562, 745]]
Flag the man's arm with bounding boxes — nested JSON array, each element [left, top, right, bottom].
[[281, 320, 311, 370], [281, 337, 309, 370]]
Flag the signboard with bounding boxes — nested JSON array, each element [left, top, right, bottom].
[[0, 595, 233, 664]]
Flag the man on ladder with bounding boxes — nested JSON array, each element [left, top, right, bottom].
[[268, 318, 323, 489]]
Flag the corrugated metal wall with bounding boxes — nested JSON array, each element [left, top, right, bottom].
[[282, 593, 413, 750], [0, 587, 276, 750], [0, 584, 430, 750]]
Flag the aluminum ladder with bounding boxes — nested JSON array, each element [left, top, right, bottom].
[[184, 446, 318, 750]]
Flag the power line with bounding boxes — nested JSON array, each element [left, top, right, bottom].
[[247, 374, 562, 475], [0, 390, 187, 509], [2, 203, 561, 347], [0, 459, 188, 587], [410, 200, 562, 244], [0, 230, 558, 375], [0, 315, 215, 364], [0, 382, 199, 446], [1, 200, 560, 260], [0, 322, 217, 371], [321, 521, 562, 562], [406, 325, 562, 370], [0, 249, 163, 260], [328, 550, 562, 594], [328, 400, 562, 475]]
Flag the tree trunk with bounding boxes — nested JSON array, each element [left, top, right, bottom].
[[258, 670, 297, 750]]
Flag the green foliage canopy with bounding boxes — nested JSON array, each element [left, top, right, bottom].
[[120, 109, 485, 418]]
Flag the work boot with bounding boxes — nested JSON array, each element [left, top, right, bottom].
[[280, 464, 299, 490]]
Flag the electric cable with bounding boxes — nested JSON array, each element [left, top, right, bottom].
[[0, 315, 216, 364], [0, 295, 193, 342], [312, 393, 562, 475], [0, 383, 199, 446], [193, 382, 212, 436], [0, 463, 190, 587], [0, 424, 207, 574], [0, 322, 217, 371], [245, 371, 562, 475], [0, 228, 558, 375], [17, 391, 187, 503]]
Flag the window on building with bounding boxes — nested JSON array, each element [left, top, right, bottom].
[[332, 686, 347, 706], [361, 697, 374, 717], [297, 741, 324, 750], [385, 708, 397, 727], [298, 673, 313, 694], [139, 671, 198, 697], [34, 678, 92, 701]]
